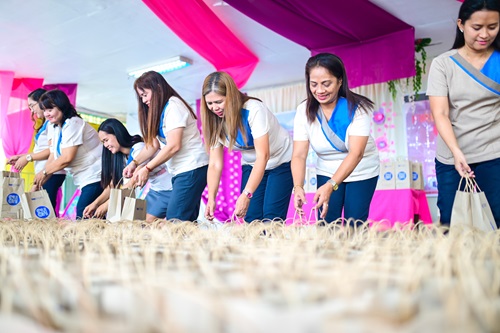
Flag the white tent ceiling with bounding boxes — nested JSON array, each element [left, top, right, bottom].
[[0, 0, 461, 120]]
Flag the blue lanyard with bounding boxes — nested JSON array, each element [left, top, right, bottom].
[[56, 121, 66, 157], [126, 147, 135, 165], [35, 120, 49, 142]]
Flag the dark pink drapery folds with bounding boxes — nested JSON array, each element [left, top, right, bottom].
[[224, 0, 416, 87], [142, 0, 259, 88]]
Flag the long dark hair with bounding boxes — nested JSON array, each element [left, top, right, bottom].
[[304, 53, 374, 123], [452, 0, 500, 50], [133, 71, 195, 146], [28, 88, 47, 133], [98, 118, 143, 188], [38, 89, 80, 125]]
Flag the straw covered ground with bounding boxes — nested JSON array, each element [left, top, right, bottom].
[[0, 219, 499, 333]]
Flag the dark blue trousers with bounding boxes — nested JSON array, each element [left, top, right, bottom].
[[435, 158, 500, 227], [77, 181, 104, 219], [42, 174, 65, 213], [317, 175, 378, 226], [167, 165, 208, 222], [241, 162, 293, 222]]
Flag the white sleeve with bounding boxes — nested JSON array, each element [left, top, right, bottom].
[[246, 100, 270, 139], [293, 103, 309, 141], [348, 109, 371, 136], [163, 97, 189, 133], [60, 118, 84, 148]]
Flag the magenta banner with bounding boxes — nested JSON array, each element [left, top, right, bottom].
[[225, 0, 415, 87]]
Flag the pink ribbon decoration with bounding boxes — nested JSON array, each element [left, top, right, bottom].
[[142, 0, 259, 88]]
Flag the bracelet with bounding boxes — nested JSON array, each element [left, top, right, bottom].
[[132, 159, 139, 166], [293, 184, 304, 192], [145, 165, 153, 172]]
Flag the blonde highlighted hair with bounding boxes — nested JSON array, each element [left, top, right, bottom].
[[200, 72, 259, 150]]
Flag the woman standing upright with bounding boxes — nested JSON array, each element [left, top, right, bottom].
[[201, 71, 293, 222], [123, 71, 208, 222], [33, 89, 103, 219], [8, 88, 66, 214], [292, 53, 379, 225], [427, 0, 500, 227]]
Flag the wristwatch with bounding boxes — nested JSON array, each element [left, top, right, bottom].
[[327, 179, 339, 191], [26, 154, 33, 162], [243, 189, 253, 199]]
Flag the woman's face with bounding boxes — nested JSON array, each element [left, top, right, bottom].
[[28, 97, 44, 119], [204, 92, 226, 118], [309, 66, 342, 107], [137, 88, 153, 107], [43, 106, 64, 125], [98, 131, 121, 154], [459, 9, 499, 52]]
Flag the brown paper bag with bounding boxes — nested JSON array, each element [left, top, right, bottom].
[[20, 190, 55, 220], [107, 188, 135, 223], [450, 177, 497, 231], [121, 196, 146, 221], [2, 171, 20, 178], [1, 175, 25, 219]]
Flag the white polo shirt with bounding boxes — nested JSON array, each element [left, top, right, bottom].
[[159, 96, 208, 176], [34, 120, 65, 175], [293, 101, 379, 182], [51, 117, 102, 187], [217, 99, 292, 169], [130, 142, 172, 191]]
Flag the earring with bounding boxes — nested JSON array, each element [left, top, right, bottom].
[[460, 29, 464, 33]]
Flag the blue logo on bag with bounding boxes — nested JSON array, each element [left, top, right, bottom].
[[384, 172, 393, 181], [412, 171, 418, 181], [398, 171, 407, 180], [310, 177, 317, 186], [35, 206, 51, 218], [6, 193, 20, 206]]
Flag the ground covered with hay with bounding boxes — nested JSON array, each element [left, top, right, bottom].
[[0, 220, 499, 333]]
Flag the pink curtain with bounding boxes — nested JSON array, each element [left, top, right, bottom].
[[43, 83, 78, 105], [142, 0, 259, 88], [225, 0, 415, 87], [0, 75, 44, 159]]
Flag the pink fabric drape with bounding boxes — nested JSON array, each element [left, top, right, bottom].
[[0, 74, 44, 159], [43, 83, 78, 105], [225, 0, 415, 87], [0, 75, 78, 161], [142, 0, 259, 88]]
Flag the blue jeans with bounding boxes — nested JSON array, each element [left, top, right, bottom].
[[317, 175, 378, 226], [167, 165, 208, 221], [76, 181, 104, 220], [241, 162, 293, 222], [435, 158, 500, 227], [42, 174, 65, 213]]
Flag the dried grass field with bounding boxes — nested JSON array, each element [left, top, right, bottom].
[[0, 220, 499, 333]]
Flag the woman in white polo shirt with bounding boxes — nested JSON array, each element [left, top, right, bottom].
[[33, 89, 103, 219], [83, 118, 172, 222], [292, 53, 379, 226], [123, 71, 208, 222], [201, 71, 293, 222], [8, 88, 66, 215]]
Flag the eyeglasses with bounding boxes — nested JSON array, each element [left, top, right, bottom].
[[28, 102, 38, 111]]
